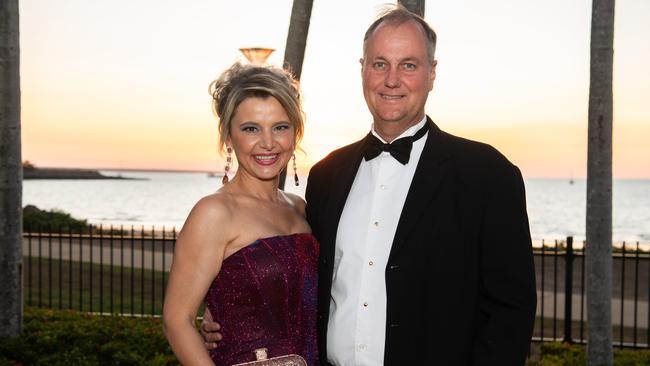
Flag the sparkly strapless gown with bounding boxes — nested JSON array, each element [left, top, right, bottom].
[[205, 233, 319, 366]]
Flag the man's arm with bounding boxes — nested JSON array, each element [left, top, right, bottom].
[[472, 164, 537, 365]]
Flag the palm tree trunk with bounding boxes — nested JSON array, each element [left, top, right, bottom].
[[0, 0, 23, 337], [586, 0, 615, 364], [282, 0, 313, 81], [279, 0, 313, 189], [398, 0, 425, 17]]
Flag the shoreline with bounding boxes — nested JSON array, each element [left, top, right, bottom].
[[24, 167, 143, 180]]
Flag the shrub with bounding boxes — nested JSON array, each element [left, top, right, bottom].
[[537, 343, 586, 366], [615, 348, 650, 365], [0, 307, 178, 365], [23, 205, 89, 233], [528, 343, 650, 366]]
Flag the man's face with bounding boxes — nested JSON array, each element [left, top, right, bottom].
[[361, 20, 436, 140]]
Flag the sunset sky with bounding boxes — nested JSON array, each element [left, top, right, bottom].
[[20, 0, 650, 178]]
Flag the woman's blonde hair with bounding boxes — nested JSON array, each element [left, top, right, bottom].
[[209, 62, 304, 153]]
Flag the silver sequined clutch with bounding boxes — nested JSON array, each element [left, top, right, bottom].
[[232, 348, 307, 366]]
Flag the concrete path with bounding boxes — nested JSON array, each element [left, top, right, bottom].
[[22, 237, 174, 271], [538, 290, 648, 328]]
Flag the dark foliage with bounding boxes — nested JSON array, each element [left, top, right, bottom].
[[0, 307, 178, 365], [23, 205, 89, 233], [527, 342, 650, 366]]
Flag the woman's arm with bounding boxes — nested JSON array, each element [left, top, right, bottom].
[[163, 195, 230, 366]]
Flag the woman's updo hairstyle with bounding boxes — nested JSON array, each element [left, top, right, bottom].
[[209, 62, 304, 153]]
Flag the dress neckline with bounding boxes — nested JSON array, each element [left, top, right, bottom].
[[223, 232, 315, 262]]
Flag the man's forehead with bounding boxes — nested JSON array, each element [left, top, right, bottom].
[[365, 24, 428, 59], [369, 19, 427, 41]]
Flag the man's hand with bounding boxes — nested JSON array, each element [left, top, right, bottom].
[[200, 308, 223, 350]]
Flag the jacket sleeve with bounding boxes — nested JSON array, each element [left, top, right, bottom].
[[472, 164, 537, 365]]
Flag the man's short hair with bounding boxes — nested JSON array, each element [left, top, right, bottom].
[[363, 4, 437, 66]]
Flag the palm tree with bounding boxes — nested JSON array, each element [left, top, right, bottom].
[[585, 0, 615, 364], [279, 0, 313, 189], [282, 0, 313, 82], [0, 0, 23, 337], [398, 0, 425, 17]]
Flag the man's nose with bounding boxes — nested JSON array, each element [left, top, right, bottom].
[[384, 67, 400, 88]]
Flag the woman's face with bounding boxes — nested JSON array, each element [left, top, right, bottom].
[[228, 96, 295, 183]]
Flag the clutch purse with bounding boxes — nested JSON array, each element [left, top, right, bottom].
[[233, 348, 307, 366]]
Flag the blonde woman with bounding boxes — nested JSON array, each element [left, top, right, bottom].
[[163, 63, 318, 366]]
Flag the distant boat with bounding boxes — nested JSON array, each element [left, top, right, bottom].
[[207, 172, 223, 178]]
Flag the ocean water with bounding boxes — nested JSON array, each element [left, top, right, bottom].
[[525, 179, 650, 243], [22, 171, 650, 243]]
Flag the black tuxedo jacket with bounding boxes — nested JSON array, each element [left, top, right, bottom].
[[305, 118, 536, 365]]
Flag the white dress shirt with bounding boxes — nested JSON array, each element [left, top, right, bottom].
[[327, 117, 428, 366]]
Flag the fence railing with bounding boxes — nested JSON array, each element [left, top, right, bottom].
[[22, 227, 650, 348], [534, 236, 650, 349], [23, 224, 176, 317]]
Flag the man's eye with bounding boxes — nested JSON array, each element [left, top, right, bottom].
[[373, 62, 386, 70], [403, 63, 416, 70]]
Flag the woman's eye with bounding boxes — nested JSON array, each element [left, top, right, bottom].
[[275, 124, 291, 131], [241, 126, 258, 133]]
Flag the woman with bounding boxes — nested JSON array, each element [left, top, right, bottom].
[[163, 63, 318, 366]]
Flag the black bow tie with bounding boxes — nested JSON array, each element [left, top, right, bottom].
[[362, 122, 429, 165]]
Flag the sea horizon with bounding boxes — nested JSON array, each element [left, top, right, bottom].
[[23, 164, 650, 181], [22, 170, 650, 245]]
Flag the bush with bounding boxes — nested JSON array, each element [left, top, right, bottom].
[[0, 307, 178, 365], [527, 343, 650, 366], [615, 349, 650, 366], [23, 205, 89, 233]]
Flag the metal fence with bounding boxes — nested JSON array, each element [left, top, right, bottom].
[[23, 224, 176, 317], [21, 227, 650, 348], [533, 237, 650, 349]]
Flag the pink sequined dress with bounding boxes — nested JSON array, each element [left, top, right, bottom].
[[205, 233, 319, 366]]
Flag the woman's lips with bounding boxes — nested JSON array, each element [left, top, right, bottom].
[[253, 154, 279, 166]]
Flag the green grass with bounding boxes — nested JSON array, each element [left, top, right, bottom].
[[24, 256, 168, 315]]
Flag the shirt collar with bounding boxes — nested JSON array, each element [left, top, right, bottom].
[[370, 116, 428, 144]]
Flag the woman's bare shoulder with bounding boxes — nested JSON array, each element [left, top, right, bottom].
[[178, 191, 237, 244], [194, 190, 236, 214], [281, 191, 306, 216]]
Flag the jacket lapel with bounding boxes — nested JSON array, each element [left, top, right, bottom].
[[389, 118, 451, 261]]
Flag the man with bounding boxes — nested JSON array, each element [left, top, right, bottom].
[[205, 6, 536, 365]]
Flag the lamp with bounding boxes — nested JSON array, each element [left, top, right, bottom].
[[239, 47, 275, 66]]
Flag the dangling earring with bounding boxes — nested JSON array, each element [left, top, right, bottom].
[[222, 146, 232, 185], [292, 153, 299, 186]]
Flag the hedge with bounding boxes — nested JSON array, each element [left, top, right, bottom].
[[530, 342, 650, 366], [0, 307, 178, 365], [23, 205, 89, 233], [6, 309, 650, 365]]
